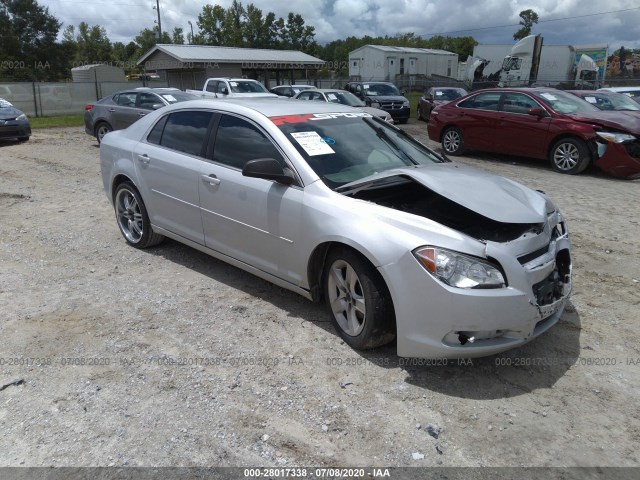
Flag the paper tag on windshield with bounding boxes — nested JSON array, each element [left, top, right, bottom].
[[230, 82, 238, 87], [327, 93, 338, 101], [291, 131, 335, 156], [540, 93, 558, 101], [584, 96, 596, 103], [435, 91, 444, 96], [163, 95, 177, 102]]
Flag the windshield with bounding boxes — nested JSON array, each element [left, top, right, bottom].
[[161, 92, 199, 103], [433, 88, 467, 101], [364, 83, 401, 96], [537, 90, 600, 114], [271, 113, 447, 188], [325, 91, 365, 107], [229, 80, 269, 93]]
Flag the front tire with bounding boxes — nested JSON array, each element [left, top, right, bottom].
[[442, 127, 465, 155], [417, 106, 423, 121], [323, 248, 395, 350], [549, 138, 590, 174], [114, 182, 164, 249]]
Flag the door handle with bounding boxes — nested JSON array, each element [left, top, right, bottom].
[[108, 108, 115, 112], [201, 174, 221, 186], [137, 154, 150, 164], [138, 112, 146, 116]]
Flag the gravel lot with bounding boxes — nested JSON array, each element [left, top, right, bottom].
[[0, 122, 638, 469]]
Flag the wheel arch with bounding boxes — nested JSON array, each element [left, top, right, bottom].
[[111, 174, 137, 203], [94, 119, 113, 135], [306, 240, 394, 307], [547, 133, 596, 163]]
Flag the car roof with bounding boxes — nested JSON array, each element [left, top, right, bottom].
[[159, 98, 361, 118], [598, 86, 640, 92]]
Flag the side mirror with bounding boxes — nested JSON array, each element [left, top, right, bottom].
[[242, 158, 294, 185], [528, 107, 546, 117], [401, 90, 406, 96], [151, 103, 164, 110], [220, 87, 229, 95]]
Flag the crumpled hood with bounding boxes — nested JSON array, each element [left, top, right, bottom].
[[0, 106, 23, 120], [567, 110, 640, 134], [338, 163, 548, 224]]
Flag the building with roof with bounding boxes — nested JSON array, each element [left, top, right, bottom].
[[348, 45, 459, 83], [137, 44, 325, 90]]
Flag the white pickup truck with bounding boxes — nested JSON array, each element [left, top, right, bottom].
[[186, 78, 278, 99]]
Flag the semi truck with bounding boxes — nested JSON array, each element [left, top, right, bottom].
[[465, 35, 608, 89]]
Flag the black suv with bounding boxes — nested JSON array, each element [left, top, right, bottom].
[[344, 81, 410, 124]]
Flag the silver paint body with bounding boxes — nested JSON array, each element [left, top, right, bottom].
[[100, 99, 572, 358]]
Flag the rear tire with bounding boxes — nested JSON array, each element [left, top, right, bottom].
[[114, 182, 164, 249], [549, 138, 590, 174], [417, 106, 423, 121], [323, 247, 395, 350], [95, 122, 113, 144], [442, 127, 465, 155]]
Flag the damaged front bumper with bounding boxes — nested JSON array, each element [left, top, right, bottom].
[[381, 212, 572, 359], [595, 136, 640, 179]]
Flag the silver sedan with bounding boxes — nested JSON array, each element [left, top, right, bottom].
[[100, 99, 572, 358]]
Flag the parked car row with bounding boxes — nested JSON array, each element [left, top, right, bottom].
[[84, 81, 407, 144]]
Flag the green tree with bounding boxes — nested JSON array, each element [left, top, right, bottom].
[[172, 27, 185, 45], [197, 4, 226, 45], [134, 26, 171, 59], [75, 22, 113, 63], [0, 0, 62, 80], [513, 9, 538, 41]]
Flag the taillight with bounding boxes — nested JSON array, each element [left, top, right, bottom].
[[85, 104, 94, 111]]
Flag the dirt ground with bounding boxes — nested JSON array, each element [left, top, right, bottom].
[[0, 122, 638, 470]]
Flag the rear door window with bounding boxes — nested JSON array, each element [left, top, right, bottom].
[[458, 92, 501, 111], [157, 111, 214, 157]]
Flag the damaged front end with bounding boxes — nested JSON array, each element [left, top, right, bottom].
[[593, 131, 640, 179], [344, 170, 572, 358]]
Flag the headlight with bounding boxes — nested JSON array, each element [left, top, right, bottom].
[[402, 101, 410, 108], [413, 246, 506, 289], [370, 101, 381, 108], [16, 113, 27, 121], [596, 131, 635, 143]]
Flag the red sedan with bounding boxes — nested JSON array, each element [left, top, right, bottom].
[[427, 87, 640, 179]]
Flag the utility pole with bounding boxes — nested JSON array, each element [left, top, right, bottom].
[[153, 0, 162, 41], [188, 20, 194, 44]]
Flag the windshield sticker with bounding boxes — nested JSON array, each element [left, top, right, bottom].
[[162, 94, 177, 102], [584, 96, 597, 103], [270, 112, 373, 125], [540, 93, 558, 101], [270, 114, 314, 125], [435, 91, 444, 96], [363, 84, 370, 89], [291, 131, 336, 156], [230, 82, 238, 87], [321, 137, 335, 144], [327, 93, 338, 101], [309, 112, 373, 120]]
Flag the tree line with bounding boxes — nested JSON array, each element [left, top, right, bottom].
[[1, 0, 480, 82]]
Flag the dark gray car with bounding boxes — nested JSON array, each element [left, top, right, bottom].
[[0, 97, 31, 142], [84, 88, 198, 143]]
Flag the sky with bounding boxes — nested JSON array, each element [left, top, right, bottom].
[[40, 0, 640, 55]]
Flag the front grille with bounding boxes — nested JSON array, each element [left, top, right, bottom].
[[532, 249, 571, 306], [518, 244, 549, 265], [379, 101, 405, 110]]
